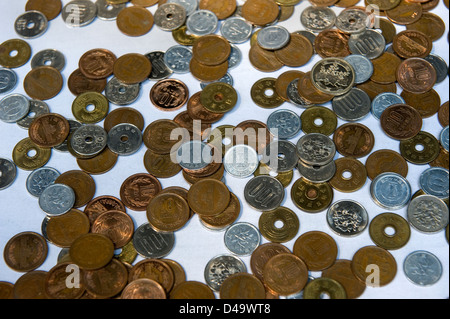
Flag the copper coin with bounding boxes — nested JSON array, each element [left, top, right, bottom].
[[357, 80, 397, 100], [406, 12, 445, 42], [376, 18, 397, 44], [400, 89, 441, 118], [351, 245, 397, 287], [263, 253, 309, 296], [248, 43, 284, 72], [83, 258, 129, 299], [234, 120, 273, 154], [189, 58, 229, 82], [122, 278, 166, 299], [187, 178, 231, 217], [28, 113, 70, 148], [314, 30, 351, 59], [422, 0, 440, 11], [23, 66, 63, 100], [365, 149, 409, 180], [297, 72, 334, 105], [397, 58, 437, 94], [250, 242, 291, 283], [68, 69, 107, 96], [25, 0, 62, 20], [0, 38, 32, 69], [120, 173, 162, 211], [333, 123, 375, 158], [275, 70, 305, 101], [386, 0, 423, 25], [143, 119, 183, 154], [3, 231, 48, 272], [392, 30, 432, 59], [45, 262, 86, 299], [192, 35, 231, 66], [69, 233, 115, 270], [13, 271, 49, 299], [76, 147, 119, 175], [79, 48, 117, 80], [104, 106, 145, 131], [92, 210, 135, 248], [143, 149, 181, 178], [220, 273, 266, 299], [150, 79, 189, 111], [438, 101, 449, 127], [399, 131, 440, 164], [170, 281, 215, 299], [241, 0, 280, 26], [46, 209, 91, 248], [322, 259, 366, 299], [380, 104, 423, 140], [429, 147, 450, 170], [274, 33, 314, 67], [174, 111, 212, 141], [0, 281, 14, 299], [329, 157, 367, 193], [182, 164, 225, 184], [114, 53, 152, 84], [128, 259, 175, 293], [198, 0, 237, 20], [251, 77, 285, 109], [55, 170, 96, 208], [131, 0, 159, 6], [161, 259, 186, 290], [199, 192, 241, 231], [335, 0, 360, 6], [84, 195, 126, 226], [147, 193, 190, 232], [187, 91, 224, 124], [370, 52, 402, 84], [116, 6, 154, 37], [293, 231, 338, 271]]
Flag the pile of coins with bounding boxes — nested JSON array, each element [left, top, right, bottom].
[[0, 0, 449, 299]]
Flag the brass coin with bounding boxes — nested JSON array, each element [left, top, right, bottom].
[[147, 193, 190, 232], [23, 66, 63, 101], [12, 137, 51, 171], [366, 0, 401, 10], [380, 104, 423, 140], [334, 123, 375, 158], [200, 82, 238, 114], [199, 192, 241, 231], [187, 178, 231, 217], [330, 157, 367, 193], [55, 170, 96, 208], [143, 119, 183, 155], [254, 162, 293, 188], [190, 58, 229, 83], [369, 213, 411, 250], [365, 149, 409, 180], [45, 209, 91, 248], [275, 70, 305, 101], [0, 39, 32, 68], [192, 35, 231, 66], [303, 277, 347, 299], [28, 113, 70, 148], [293, 231, 338, 271], [172, 25, 200, 46], [405, 12, 445, 42], [115, 240, 138, 265], [72, 92, 109, 124], [429, 147, 449, 170], [113, 53, 152, 84], [248, 43, 284, 72], [400, 89, 441, 118], [259, 206, 300, 243], [76, 147, 118, 175], [3, 231, 48, 272], [219, 273, 266, 299], [291, 178, 334, 213], [116, 6, 154, 37], [251, 78, 285, 109], [370, 52, 402, 84], [274, 33, 314, 67], [69, 233, 115, 270], [143, 149, 181, 178], [400, 131, 440, 164], [438, 101, 449, 127], [322, 259, 366, 299], [300, 106, 338, 136], [131, 0, 159, 6]]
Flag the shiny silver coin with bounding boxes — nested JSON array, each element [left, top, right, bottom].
[[326, 200, 369, 237], [297, 159, 336, 183], [15, 10, 48, 39], [404, 251, 443, 286], [224, 222, 261, 256], [371, 92, 405, 119], [31, 49, 66, 71], [39, 183, 75, 216], [168, 0, 198, 16], [163, 45, 192, 74], [17, 100, 50, 130], [200, 73, 233, 89], [0, 93, 30, 123], [186, 9, 218, 36], [96, 0, 126, 21], [61, 0, 98, 28], [0, 68, 18, 94], [53, 119, 82, 153], [300, 6, 336, 33], [257, 25, 290, 50], [336, 9, 369, 34], [176, 140, 213, 171], [204, 254, 247, 292], [343, 54, 374, 84], [228, 44, 242, 70], [419, 167, 449, 199], [220, 17, 253, 44], [70, 124, 108, 157], [0, 158, 17, 191], [145, 51, 173, 81], [267, 109, 301, 140], [107, 123, 143, 156], [424, 54, 448, 84], [311, 58, 355, 96], [332, 88, 371, 122], [105, 77, 140, 105], [262, 140, 298, 173], [296, 133, 336, 167], [287, 79, 311, 108], [224, 144, 259, 178], [133, 223, 175, 259], [370, 172, 411, 210], [348, 29, 386, 60], [154, 3, 187, 31], [407, 195, 449, 234], [440, 126, 449, 152], [244, 175, 285, 212], [26, 167, 61, 197]]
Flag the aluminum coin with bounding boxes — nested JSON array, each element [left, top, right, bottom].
[[176, 140, 213, 171], [164, 45, 193, 74], [224, 144, 259, 178], [343, 55, 374, 84], [408, 195, 449, 233], [257, 25, 290, 50], [0, 68, 17, 94], [419, 167, 449, 199], [440, 126, 449, 152], [220, 17, 253, 44], [404, 251, 443, 286], [0, 93, 30, 123], [266, 109, 301, 140], [224, 222, 261, 256], [370, 172, 411, 210], [186, 10, 218, 36], [39, 183, 76, 216], [26, 167, 61, 197], [371, 92, 405, 119]]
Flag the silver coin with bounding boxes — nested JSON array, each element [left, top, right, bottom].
[[0, 158, 17, 191], [41, 216, 51, 242], [204, 254, 247, 292], [105, 77, 140, 105], [332, 88, 371, 122], [257, 25, 290, 50], [200, 73, 233, 89], [404, 251, 443, 286], [0, 68, 18, 94], [62, 0, 98, 28], [0, 93, 30, 123], [228, 44, 242, 70], [53, 120, 82, 152], [176, 140, 213, 171], [439, 126, 449, 152], [31, 49, 66, 71], [348, 29, 386, 60], [296, 133, 336, 167], [168, 0, 198, 16], [107, 123, 143, 156], [26, 167, 61, 197], [38, 183, 76, 216], [336, 9, 369, 34], [424, 54, 448, 84], [154, 3, 187, 31], [224, 222, 261, 256], [300, 6, 336, 33], [220, 17, 253, 44], [287, 79, 311, 108], [133, 223, 175, 259], [343, 54, 374, 84], [16, 100, 50, 130], [326, 200, 369, 237], [267, 109, 301, 140], [96, 0, 126, 20], [145, 51, 173, 81], [70, 124, 108, 157], [244, 175, 285, 211], [262, 140, 298, 173], [370, 172, 411, 210], [407, 195, 449, 233], [371, 92, 405, 119], [15, 10, 48, 39], [297, 159, 336, 183], [186, 9, 218, 36], [419, 167, 449, 199], [224, 144, 259, 178], [163, 45, 193, 74], [311, 58, 355, 96]]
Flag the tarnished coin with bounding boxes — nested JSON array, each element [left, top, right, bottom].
[[69, 233, 115, 270], [116, 6, 154, 36], [371, 92, 406, 119], [23, 66, 63, 101], [143, 149, 181, 179], [249, 43, 284, 72], [79, 48, 116, 80], [83, 258, 128, 299], [31, 49, 65, 71], [199, 192, 241, 231], [120, 173, 162, 211], [407, 195, 449, 233], [424, 54, 448, 84], [296, 133, 336, 166], [401, 89, 441, 119], [219, 273, 266, 299], [419, 167, 449, 199], [26, 167, 60, 197], [143, 119, 183, 155], [396, 58, 436, 94], [193, 35, 231, 67], [190, 58, 229, 82], [259, 206, 299, 243], [404, 251, 443, 286], [114, 53, 152, 84], [326, 200, 369, 237], [28, 113, 70, 148], [128, 259, 175, 293], [133, 223, 175, 258], [198, 0, 236, 20], [400, 131, 440, 165], [186, 91, 224, 124], [250, 242, 291, 284], [369, 213, 411, 250], [321, 260, 366, 299], [61, 0, 97, 27], [334, 123, 375, 158], [105, 77, 140, 106], [150, 79, 189, 111], [262, 140, 298, 173], [154, 3, 187, 31], [92, 210, 134, 249], [365, 149, 408, 180], [146, 51, 173, 81], [39, 183, 75, 216], [438, 101, 449, 127], [72, 92, 109, 124], [310, 58, 355, 96], [0, 39, 31, 69], [330, 157, 367, 193], [293, 231, 337, 271], [291, 177, 334, 213], [3, 231, 48, 272], [83, 195, 126, 226], [170, 281, 215, 299], [204, 254, 247, 292], [386, 0, 423, 25], [67, 69, 107, 96], [301, 6, 336, 32], [274, 71, 305, 102], [251, 77, 284, 109], [186, 9, 218, 36], [147, 192, 190, 232], [107, 123, 143, 156], [55, 170, 96, 208], [200, 82, 238, 114], [244, 176, 285, 212], [15, 10, 48, 39], [12, 137, 51, 171], [45, 209, 91, 248], [300, 106, 337, 136], [0, 94, 30, 123], [380, 104, 422, 140], [348, 29, 386, 60], [70, 124, 108, 158], [393, 31, 432, 59]]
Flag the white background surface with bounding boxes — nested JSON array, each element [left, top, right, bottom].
[[0, 0, 448, 299]]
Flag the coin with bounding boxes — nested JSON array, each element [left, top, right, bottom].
[[69, 233, 115, 270], [190, 58, 229, 83], [67, 69, 107, 96], [406, 12, 445, 42], [241, 0, 279, 26], [114, 53, 152, 84], [14, 10, 48, 39], [105, 77, 140, 106], [420, 167, 449, 199], [13, 270, 49, 299], [257, 26, 290, 51], [334, 123, 375, 158], [220, 17, 253, 44], [28, 113, 70, 148], [16, 99, 50, 130], [403, 251, 443, 286], [321, 259, 366, 299], [143, 149, 181, 179], [200, 82, 238, 114], [438, 101, 449, 127], [224, 222, 261, 256], [0, 158, 17, 191], [407, 195, 449, 233], [143, 119, 183, 155], [386, 0, 423, 25], [26, 0, 62, 21], [332, 88, 371, 122], [55, 170, 96, 208], [369, 213, 411, 250], [0, 68, 17, 94], [38, 183, 75, 216], [120, 173, 162, 211], [103, 107, 144, 133], [344, 54, 374, 85], [400, 89, 441, 118], [220, 273, 266, 299], [186, 9, 218, 36], [83, 258, 128, 299], [83, 195, 126, 226], [133, 223, 175, 258], [72, 92, 109, 124], [248, 43, 284, 72], [365, 149, 408, 180], [267, 109, 302, 140], [250, 242, 291, 284], [348, 29, 386, 60], [357, 80, 397, 100], [259, 206, 299, 243], [3, 231, 48, 272], [251, 78, 284, 109], [371, 172, 412, 210], [330, 157, 367, 192], [303, 277, 347, 299], [147, 193, 190, 232], [154, 3, 186, 31], [187, 178, 230, 216], [116, 6, 154, 36], [12, 137, 51, 171], [0, 39, 31, 69], [0, 93, 30, 124], [79, 48, 116, 80], [223, 144, 258, 178], [300, 106, 337, 136], [291, 178, 334, 213], [296, 133, 336, 167], [327, 200, 369, 237], [429, 147, 449, 170], [293, 231, 337, 271], [146, 51, 173, 81], [314, 29, 351, 59], [311, 58, 355, 96], [23, 66, 63, 101], [31, 49, 65, 71], [91, 210, 134, 249], [274, 71, 305, 102], [164, 45, 192, 74], [107, 123, 143, 156], [186, 92, 224, 124], [170, 281, 215, 299], [45, 262, 86, 299], [199, 192, 241, 231], [370, 52, 402, 84], [301, 6, 336, 32], [400, 131, 440, 165], [61, 0, 97, 27], [45, 209, 90, 248], [121, 279, 166, 299], [128, 259, 175, 293], [150, 79, 189, 111], [393, 31, 432, 59], [380, 104, 423, 141], [244, 175, 285, 212]]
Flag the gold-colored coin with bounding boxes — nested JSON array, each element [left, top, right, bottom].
[[300, 106, 338, 136], [291, 178, 333, 213], [400, 131, 440, 165], [72, 92, 109, 124], [45, 209, 91, 248], [251, 78, 285, 109], [69, 233, 115, 270], [115, 240, 138, 265], [369, 213, 411, 250], [172, 25, 200, 46], [329, 157, 367, 193], [0, 39, 32, 68], [253, 162, 293, 188], [200, 82, 238, 114], [259, 206, 300, 243], [303, 278, 347, 299], [12, 137, 51, 171]]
